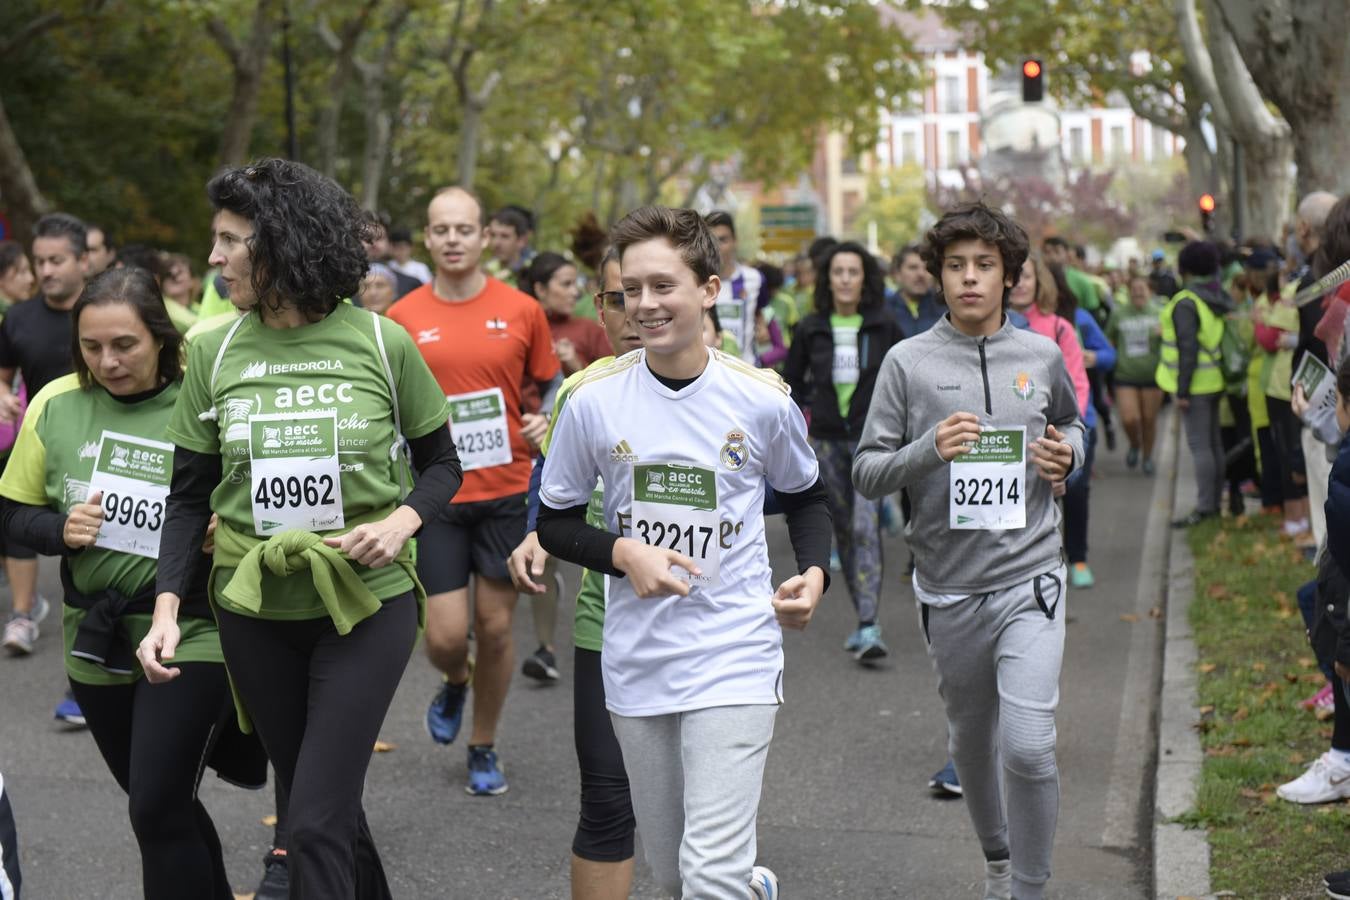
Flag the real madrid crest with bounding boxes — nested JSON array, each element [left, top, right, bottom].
[[720, 430, 748, 471]]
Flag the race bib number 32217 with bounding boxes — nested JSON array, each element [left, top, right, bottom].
[[88, 431, 173, 559], [949, 427, 1027, 530], [630, 462, 720, 586], [248, 410, 345, 536]]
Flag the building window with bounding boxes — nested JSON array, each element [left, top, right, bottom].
[[901, 131, 918, 165], [1069, 127, 1085, 164], [943, 75, 963, 114], [946, 131, 961, 167], [1110, 125, 1126, 161], [842, 156, 860, 175]]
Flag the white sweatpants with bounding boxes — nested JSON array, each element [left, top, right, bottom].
[[611, 704, 777, 900]]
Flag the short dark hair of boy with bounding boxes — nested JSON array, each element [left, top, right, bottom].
[[705, 210, 736, 237], [892, 243, 923, 270], [1042, 235, 1070, 252], [922, 202, 1029, 297], [611, 206, 720, 285], [34, 212, 88, 258], [490, 205, 534, 237], [1177, 241, 1220, 278]]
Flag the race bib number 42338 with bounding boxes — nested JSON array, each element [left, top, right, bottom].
[[630, 462, 720, 586], [248, 410, 344, 536], [949, 427, 1027, 530], [88, 431, 172, 559], [448, 387, 512, 472]]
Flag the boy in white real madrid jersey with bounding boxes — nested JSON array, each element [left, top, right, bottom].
[[853, 203, 1083, 900], [538, 206, 832, 900]]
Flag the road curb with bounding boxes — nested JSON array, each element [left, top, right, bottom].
[[1153, 408, 1213, 900]]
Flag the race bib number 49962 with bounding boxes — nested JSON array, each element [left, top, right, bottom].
[[88, 431, 172, 559], [949, 427, 1027, 530], [248, 410, 345, 536], [630, 462, 720, 586]]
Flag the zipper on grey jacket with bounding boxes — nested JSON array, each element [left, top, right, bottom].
[[978, 337, 992, 414]]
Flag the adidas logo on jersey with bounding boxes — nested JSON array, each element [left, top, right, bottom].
[[610, 439, 638, 463]]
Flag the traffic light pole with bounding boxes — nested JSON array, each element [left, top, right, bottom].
[[1231, 137, 1245, 242]]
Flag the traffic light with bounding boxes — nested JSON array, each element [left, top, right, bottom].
[[1198, 193, 1216, 233], [1022, 59, 1043, 103]]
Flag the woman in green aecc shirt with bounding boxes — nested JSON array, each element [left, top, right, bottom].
[[138, 158, 461, 900], [0, 267, 264, 899]]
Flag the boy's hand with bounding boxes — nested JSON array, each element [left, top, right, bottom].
[[935, 412, 982, 461], [1030, 424, 1074, 482]]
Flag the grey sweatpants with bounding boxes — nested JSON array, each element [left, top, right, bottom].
[[611, 704, 777, 900], [919, 565, 1067, 900], [1181, 393, 1225, 515]]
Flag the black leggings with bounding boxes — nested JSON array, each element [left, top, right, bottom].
[[572, 647, 635, 862], [215, 593, 418, 900], [69, 664, 233, 900]]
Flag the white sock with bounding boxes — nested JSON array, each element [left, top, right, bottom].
[[1329, 748, 1350, 768]]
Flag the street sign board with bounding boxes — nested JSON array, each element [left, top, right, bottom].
[[760, 204, 816, 254]]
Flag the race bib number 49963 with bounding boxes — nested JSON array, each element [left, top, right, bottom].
[[248, 410, 345, 536], [630, 462, 720, 586], [949, 427, 1027, 530], [88, 431, 173, 559]]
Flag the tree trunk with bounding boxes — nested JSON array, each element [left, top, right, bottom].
[[209, 0, 280, 168], [360, 80, 392, 210], [1212, 0, 1350, 197], [317, 50, 358, 179], [0, 90, 50, 243], [457, 102, 482, 190]]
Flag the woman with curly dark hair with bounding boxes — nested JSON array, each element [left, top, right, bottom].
[[784, 240, 904, 663], [136, 158, 462, 899]]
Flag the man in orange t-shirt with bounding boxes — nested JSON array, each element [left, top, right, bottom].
[[388, 186, 560, 796]]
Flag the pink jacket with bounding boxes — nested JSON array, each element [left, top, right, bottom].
[[1022, 306, 1090, 417]]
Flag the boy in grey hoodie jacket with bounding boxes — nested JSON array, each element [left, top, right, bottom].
[[853, 203, 1083, 900]]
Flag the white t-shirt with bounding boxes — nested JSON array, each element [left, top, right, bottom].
[[715, 264, 764, 364], [541, 347, 818, 717], [389, 259, 432, 285]]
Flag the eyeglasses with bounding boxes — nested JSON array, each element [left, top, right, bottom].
[[596, 290, 626, 311]]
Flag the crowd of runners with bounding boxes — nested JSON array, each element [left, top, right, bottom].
[[1, 156, 1350, 900]]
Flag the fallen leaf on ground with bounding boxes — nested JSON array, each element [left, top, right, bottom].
[[1198, 662, 1218, 673], [1148, 606, 1164, 619], [261, 814, 277, 827], [374, 740, 397, 752], [1251, 661, 1267, 672], [1120, 613, 1139, 623]]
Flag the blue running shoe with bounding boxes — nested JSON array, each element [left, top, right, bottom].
[[928, 758, 962, 797], [853, 624, 889, 663], [466, 745, 508, 796], [54, 690, 86, 727], [843, 626, 865, 653], [426, 677, 468, 745], [750, 865, 779, 899]]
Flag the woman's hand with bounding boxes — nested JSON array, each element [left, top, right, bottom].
[[137, 593, 183, 683], [202, 513, 219, 554], [508, 531, 551, 594], [613, 537, 700, 598], [63, 491, 106, 550], [555, 338, 580, 374], [322, 506, 421, 568], [520, 413, 549, 450]]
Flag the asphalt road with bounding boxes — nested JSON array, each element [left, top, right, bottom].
[[0, 423, 1169, 899]]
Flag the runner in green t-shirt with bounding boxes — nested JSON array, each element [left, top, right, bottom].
[[1107, 276, 1164, 473], [0, 267, 259, 898], [135, 159, 461, 899], [508, 248, 641, 896]]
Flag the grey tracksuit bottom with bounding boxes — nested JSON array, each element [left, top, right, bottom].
[[611, 704, 778, 900], [919, 565, 1067, 900]]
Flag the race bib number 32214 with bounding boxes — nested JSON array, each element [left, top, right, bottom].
[[949, 427, 1027, 530], [88, 431, 173, 559], [630, 462, 720, 586], [248, 410, 345, 536]]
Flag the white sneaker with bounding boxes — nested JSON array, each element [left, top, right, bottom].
[[1276, 751, 1350, 804], [749, 865, 779, 900], [984, 859, 1012, 900], [28, 594, 51, 626], [2, 614, 39, 655]]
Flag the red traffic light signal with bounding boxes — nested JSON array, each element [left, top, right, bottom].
[[1021, 59, 1044, 103], [1198, 194, 1216, 213]]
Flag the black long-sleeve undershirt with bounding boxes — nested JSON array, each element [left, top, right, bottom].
[[155, 423, 462, 599], [536, 476, 832, 591], [0, 498, 68, 557]]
